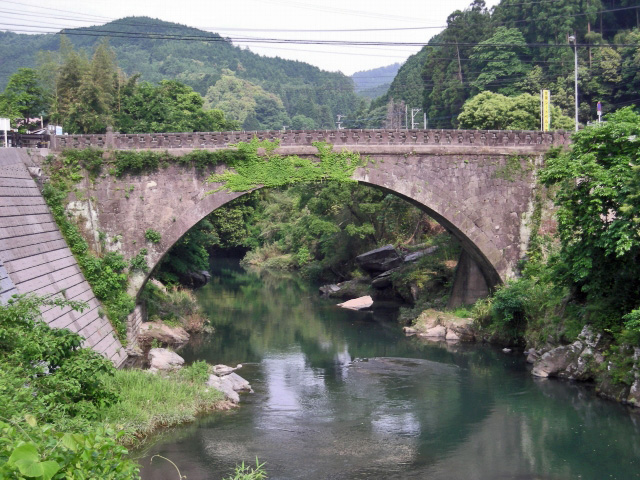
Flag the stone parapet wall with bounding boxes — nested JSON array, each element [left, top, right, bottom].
[[52, 128, 571, 151]]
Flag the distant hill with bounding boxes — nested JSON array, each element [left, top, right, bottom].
[[351, 63, 401, 99], [0, 17, 362, 129]]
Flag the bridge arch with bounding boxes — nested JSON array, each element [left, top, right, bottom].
[[91, 154, 537, 300], [131, 176, 502, 299], [63, 128, 558, 302]]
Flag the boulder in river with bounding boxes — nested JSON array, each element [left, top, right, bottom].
[[371, 269, 396, 289], [207, 367, 253, 404], [531, 326, 606, 380], [212, 364, 242, 376], [337, 296, 374, 310], [403, 309, 476, 342], [179, 270, 211, 288], [149, 348, 185, 372], [355, 245, 402, 275]]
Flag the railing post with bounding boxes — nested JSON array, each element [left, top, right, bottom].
[[105, 126, 115, 150]]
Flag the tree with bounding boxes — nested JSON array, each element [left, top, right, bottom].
[[116, 79, 237, 133], [418, 0, 492, 128], [55, 38, 90, 129], [457, 91, 573, 130], [470, 27, 530, 96], [291, 114, 317, 130], [539, 107, 640, 326], [204, 70, 289, 130], [0, 68, 47, 129]]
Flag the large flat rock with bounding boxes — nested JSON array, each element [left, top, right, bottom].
[[337, 295, 373, 310]]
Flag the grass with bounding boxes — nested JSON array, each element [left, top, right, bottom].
[[222, 459, 268, 480], [142, 283, 208, 332], [241, 243, 296, 270], [98, 368, 225, 446], [451, 306, 473, 318]]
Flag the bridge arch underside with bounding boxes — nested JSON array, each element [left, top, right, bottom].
[[115, 154, 536, 302], [354, 181, 501, 289]]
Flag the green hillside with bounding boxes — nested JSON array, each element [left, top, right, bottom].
[[0, 17, 361, 129], [373, 0, 640, 128]]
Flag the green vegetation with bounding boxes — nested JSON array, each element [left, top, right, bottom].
[[473, 108, 640, 352], [110, 148, 244, 177], [207, 138, 364, 193], [99, 366, 223, 446], [351, 62, 401, 100], [0, 67, 46, 131], [0, 295, 139, 478], [457, 92, 573, 131], [195, 177, 450, 283], [0, 294, 227, 478], [130, 248, 149, 273], [538, 107, 640, 331], [145, 229, 162, 244], [140, 283, 208, 332], [222, 459, 267, 480], [371, 0, 637, 129], [0, 16, 361, 131]]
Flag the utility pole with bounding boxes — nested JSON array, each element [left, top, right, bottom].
[[282, 125, 288, 132], [569, 35, 579, 131], [424, 112, 427, 129], [410, 108, 421, 130], [455, 37, 463, 83], [336, 114, 345, 130], [405, 105, 408, 130]]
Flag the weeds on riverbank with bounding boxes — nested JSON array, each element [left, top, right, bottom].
[[141, 282, 208, 332], [99, 365, 225, 446], [222, 459, 268, 480]]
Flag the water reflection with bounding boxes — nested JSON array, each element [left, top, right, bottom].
[[140, 260, 640, 480]]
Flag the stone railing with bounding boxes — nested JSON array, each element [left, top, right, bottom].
[[51, 129, 571, 151]]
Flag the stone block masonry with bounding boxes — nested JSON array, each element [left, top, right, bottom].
[[0, 149, 126, 367], [50, 127, 568, 301]]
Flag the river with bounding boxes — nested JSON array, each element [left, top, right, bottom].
[[139, 259, 640, 480]]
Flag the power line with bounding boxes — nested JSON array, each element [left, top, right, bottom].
[[2, 4, 639, 47], [3, 23, 640, 49]]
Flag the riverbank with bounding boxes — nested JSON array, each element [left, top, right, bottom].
[[0, 294, 234, 479], [101, 366, 232, 447], [400, 305, 640, 411]]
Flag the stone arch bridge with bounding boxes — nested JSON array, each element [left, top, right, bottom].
[[53, 128, 568, 308]]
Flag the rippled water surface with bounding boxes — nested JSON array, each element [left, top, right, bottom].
[[139, 259, 640, 480]]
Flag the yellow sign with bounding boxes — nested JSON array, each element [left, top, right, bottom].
[[542, 90, 551, 132]]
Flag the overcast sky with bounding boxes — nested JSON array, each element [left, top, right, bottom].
[[1, 0, 501, 75]]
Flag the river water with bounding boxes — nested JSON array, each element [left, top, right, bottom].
[[139, 259, 640, 480]]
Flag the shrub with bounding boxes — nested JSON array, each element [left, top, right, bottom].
[[145, 229, 162, 244], [0, 295, 120, 422], [0, 417, 139, 480], [60, 148, 104, 179], [621, 309, 640, 346], [130, 248, 149, 273]]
